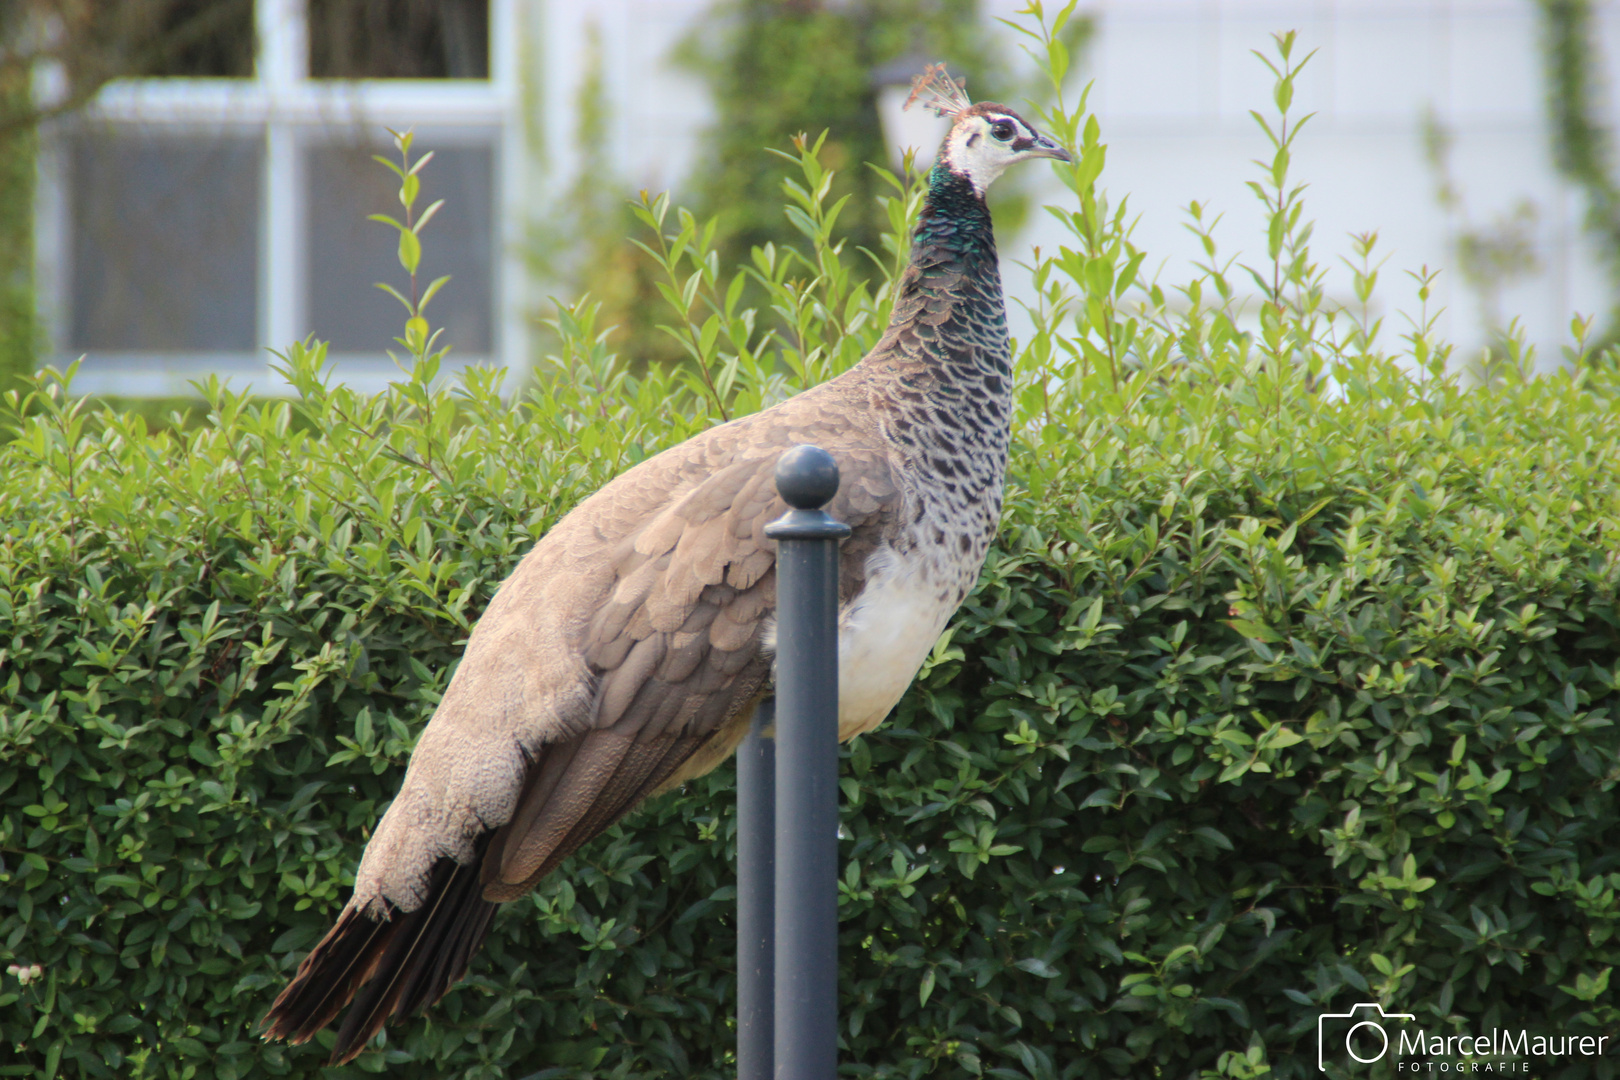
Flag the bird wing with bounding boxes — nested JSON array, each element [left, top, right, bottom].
[[480, 437, 901, 900], [351, 393, 903, 915], [264, 391, 904, 1061]]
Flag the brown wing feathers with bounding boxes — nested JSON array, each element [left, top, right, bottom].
[[262, 429, 901, 1063]]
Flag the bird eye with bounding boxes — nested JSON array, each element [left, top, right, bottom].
[[991, 120, 1015, 142]]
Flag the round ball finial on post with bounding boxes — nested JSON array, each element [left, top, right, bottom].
[[775, 444, 842, 511], [766, 446, 852, 542]]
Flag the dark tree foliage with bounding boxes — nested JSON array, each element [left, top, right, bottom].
[[138, 0, 257, 79]]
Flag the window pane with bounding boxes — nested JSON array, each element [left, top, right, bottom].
[[308, 0, 490, 79], [134, 0, 256, 77], [69, 130, 261, 352], [305, 142, 494, 355]]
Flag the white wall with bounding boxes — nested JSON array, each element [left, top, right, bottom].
[[546, 0, 1615, 367], [528, 0, 716, 203]]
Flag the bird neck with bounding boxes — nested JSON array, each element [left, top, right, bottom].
[[870, 162, 1012, 552], [878, 163, 1008, 384], [913, 164, 996, 259]]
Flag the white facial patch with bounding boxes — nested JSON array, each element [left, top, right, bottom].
[[943, 113, 1039, 195]]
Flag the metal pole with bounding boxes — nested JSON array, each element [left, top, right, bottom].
[[764, 445, 849, 1080], [736, 698, 775, 1080]]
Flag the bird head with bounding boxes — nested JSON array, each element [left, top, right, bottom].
[[906, 63, 1072, 196]]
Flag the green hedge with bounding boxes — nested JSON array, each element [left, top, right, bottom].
[[3, 14, 1620, 1080]]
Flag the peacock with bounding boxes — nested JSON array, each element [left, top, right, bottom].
[[262, 63, 1070, 1064]]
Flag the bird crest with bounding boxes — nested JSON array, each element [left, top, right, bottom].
[[904, 62, 971, 119]]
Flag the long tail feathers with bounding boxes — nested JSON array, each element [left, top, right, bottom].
[[260, 734, 708, 1061], [261, 840, 498, 1065]]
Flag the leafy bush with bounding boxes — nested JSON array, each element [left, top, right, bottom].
[[4, 6, 1620, 1079]]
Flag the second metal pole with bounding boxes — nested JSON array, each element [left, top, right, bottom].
[[736, 700, 775, 1080], [765, 445, 849, 1080]]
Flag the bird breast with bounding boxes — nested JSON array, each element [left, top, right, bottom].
[[758, 541, 959, 742], [834, 542, 965, 740]]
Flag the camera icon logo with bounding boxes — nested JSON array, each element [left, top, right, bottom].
[[1317, 1002, 1416, 1072]]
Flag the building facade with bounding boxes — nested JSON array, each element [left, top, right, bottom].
[[33, 0, 1620, 393]]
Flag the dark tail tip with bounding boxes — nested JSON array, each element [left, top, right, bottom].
[[261, 851, 499, 1065]]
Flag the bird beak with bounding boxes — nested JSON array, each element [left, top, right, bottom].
[[1027, 133, 1072, 163]]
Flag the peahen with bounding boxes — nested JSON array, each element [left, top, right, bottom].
[[262, 64, 1070, 1064]]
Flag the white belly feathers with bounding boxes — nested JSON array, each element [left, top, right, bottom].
[[836, 544, 961, 739], [761, 540, 972, 744], [759, 542, 967, 741]]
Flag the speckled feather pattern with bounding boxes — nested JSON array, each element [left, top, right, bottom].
[[861, 165, 1012, 593]]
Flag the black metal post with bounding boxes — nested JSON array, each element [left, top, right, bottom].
[[764, 445, 849, 1080], [736, 698, 775, 1080]]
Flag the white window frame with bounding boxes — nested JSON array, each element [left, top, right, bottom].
[[35, 0, 527, 396]]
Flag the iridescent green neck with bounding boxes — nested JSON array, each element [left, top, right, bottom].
[[913, 164, 995, 256]]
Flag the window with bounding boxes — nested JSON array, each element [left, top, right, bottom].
[[305, 139, 494, 355], [38, 0, 518, 396], [308, 0, 490, 79], [135, 0, 257, 78], [69, 130, 261, 353]]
